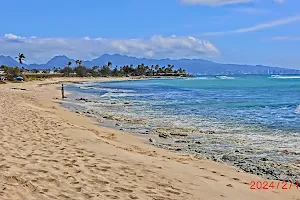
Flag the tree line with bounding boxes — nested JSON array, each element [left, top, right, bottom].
[[0, 53, 26, 81], [0, 54, 191, 81], [58, 60, 188, 77]]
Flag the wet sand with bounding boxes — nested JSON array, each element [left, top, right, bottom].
[[0, 77, 299, 200]]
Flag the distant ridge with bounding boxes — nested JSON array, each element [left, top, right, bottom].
[[0, 54, 298, 75], [0, 55, 19, 67]]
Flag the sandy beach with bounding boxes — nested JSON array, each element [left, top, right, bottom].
[[0, 77, 299, 200]]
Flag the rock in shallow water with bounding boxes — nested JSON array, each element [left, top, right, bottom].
[[159, 133, 169, 139], [149, 138, 156, 143], [170, 132, 188, 137], [221, 155, 237, 162], [174, 140, 190, 143], [76, 98, 90, 102], [261, 157, 268, 162]]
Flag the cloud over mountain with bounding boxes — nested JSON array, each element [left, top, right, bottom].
[[0, 34, 219, 63]]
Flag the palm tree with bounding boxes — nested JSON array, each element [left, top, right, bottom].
[[178, 68, 183, 74], [91, 66, 99, 76], [15, 53, 25, 79], [16, 53, 25, 65], [149, 65, 154, 76], [76, 60, 82, 67], [67, 61, 72, 67]]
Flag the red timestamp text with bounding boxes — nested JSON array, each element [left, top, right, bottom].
[[250, 180, 299, 190]]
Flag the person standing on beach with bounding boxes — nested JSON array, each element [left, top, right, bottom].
[[61, 84, 65, 99]]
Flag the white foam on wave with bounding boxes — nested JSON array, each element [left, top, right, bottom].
[[79, 86, 97, 90], [79, 86, 136, 94], [193, 77, 216, 80], [101, 88, 136, 93], [77, 82, 100, 89], [270, 75, 300, 79], [216, 76, 236, 80], [101, 92, 142, 98], [296, 105, 300, 114]]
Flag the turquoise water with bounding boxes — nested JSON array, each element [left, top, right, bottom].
[[75, 75, 300, 131], [66, 75, 300, 180]]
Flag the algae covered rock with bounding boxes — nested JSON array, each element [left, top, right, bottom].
[[159, 133, 169, 139], [102, 113, 148, 125], [170, 132, 188, 137], [155, 127, 190, 137]]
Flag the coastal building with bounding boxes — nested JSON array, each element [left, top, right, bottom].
[[0, 68, 5, 75]]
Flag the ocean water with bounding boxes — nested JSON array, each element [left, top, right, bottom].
[[64, 75, 300, 180]]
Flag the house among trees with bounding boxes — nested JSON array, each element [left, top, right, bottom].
[[0, 67, 5, 82], [0, 67, 5, 75]]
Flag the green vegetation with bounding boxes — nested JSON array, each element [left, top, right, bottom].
[[0, 54, 191, 82], [15, 53, 25, 65], [59, 62, 189, 77], [26, 73, 63, 81], [0, 53, 26, 81], [0, 65, 21, 81]]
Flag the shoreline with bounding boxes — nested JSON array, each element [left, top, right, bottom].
[[62, 79, 300, 184], [0, 77, 299, 200]]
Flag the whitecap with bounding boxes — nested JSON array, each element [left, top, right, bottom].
[[216, 76, 236, 80], [296, 105, 300, 114], [100, 88, 136, 93], [270, 75, 300, 79], [193, 77, 216, 80]]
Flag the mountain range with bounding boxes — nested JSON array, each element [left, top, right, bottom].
[[0, 54, 299, 75]]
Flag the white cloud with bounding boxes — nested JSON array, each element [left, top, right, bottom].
[[202, 15, 300, 36], [273, 0, 285, 3], [235, 7, 269, 14], [4, 33, 25, 43], [264, 36, 300, 41], [180, 0, 252, 6], [0, 33, 219, 63]]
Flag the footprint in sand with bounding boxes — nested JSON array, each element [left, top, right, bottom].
[[141, 189, 157, 194], [129, 194, 139, 199], [113, 187, 134, 193], [105, 194, 120, 199], [211, 170, 224, 176], [202, 176, 218, 181], [165, 189, 181, 195]]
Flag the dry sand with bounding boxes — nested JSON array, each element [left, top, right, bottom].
[[0, 77, 299, 200]]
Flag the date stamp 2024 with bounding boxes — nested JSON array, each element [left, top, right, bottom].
[[250, 181, 299, 190]]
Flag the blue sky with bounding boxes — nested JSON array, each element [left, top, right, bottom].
[[1, 0, 300, 68]]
